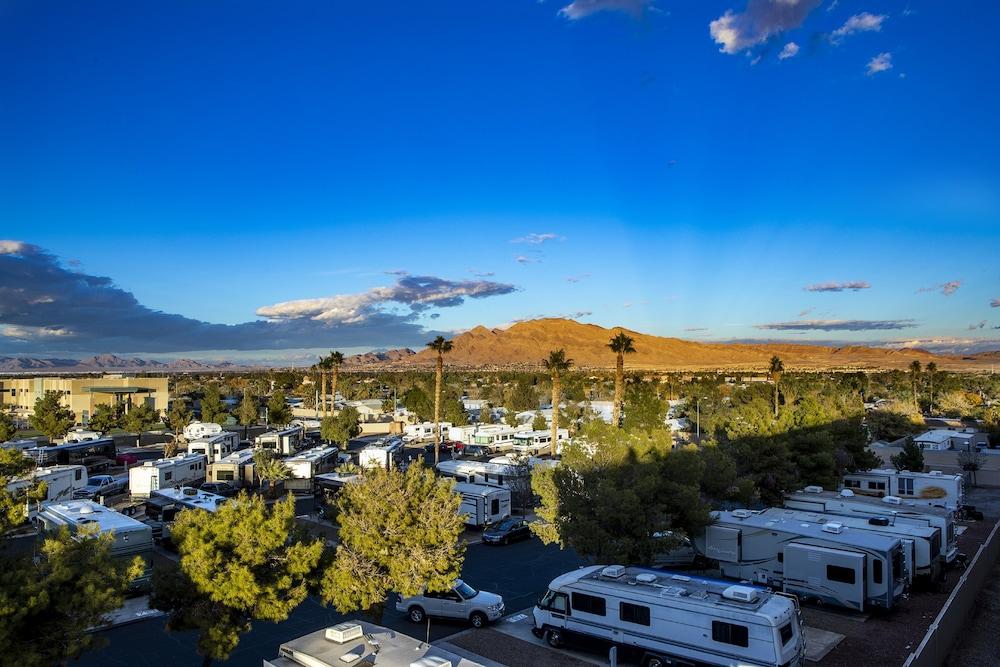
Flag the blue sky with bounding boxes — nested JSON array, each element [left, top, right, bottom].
[[1, 0, 998, 362]]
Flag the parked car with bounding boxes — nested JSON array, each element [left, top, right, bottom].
[[424, 440, 458, 454], [482, 517, 532, 545], [396, 579, 505, 628], [459, 444, 489, 458], [199, 481, 238, 497], [116, 452, 140, 466], [73, 474, 128, 500]]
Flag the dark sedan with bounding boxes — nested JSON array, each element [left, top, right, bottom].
[[482, 518, 532, 545], [199, 481, 238, 497]]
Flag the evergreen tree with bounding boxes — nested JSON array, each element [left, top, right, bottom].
[[504, 409, 520, 427], [508, 379, 538, 412], [321, 406, 361, 448], [622, 381, 667, 432], [166, 399, 193, 436], [237, 391, 258, 439], [29, 390, 75, 441], [891, 438, 925, 472], [123, 402, 158, 448], [253, 450, 291, 498], [200, 384, 227, 425], [531, 411, 548, 431], [88, 402, 122, 434], [266, 391, 292, 426], [478, 405, 493, 424], [0, 447, 40, 533], [0, 408, 16, 443]]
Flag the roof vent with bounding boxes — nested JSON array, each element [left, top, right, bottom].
[[822, 522, 845, 534], [929, 470, 942, 476], [601, 565, 627, 579], [882, 495, 902, 505], [670, 574, 691, 582], [803, 485, 823, 494], [722, 585, 759, 603], [77, 505, 95, 515], [732, 509, 753, 519], [635, 573, 658, 584], [182, 487, 198, 496], [839, 489, 855, 497], [324, 622, 363, 644]]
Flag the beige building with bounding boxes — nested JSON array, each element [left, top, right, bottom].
[[0, 375, 170, 426]]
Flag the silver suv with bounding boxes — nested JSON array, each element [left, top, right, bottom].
[[396, 579, 504, 628]]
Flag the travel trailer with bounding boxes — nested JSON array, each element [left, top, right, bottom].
[[186, 430, 239, 463], [315, 471, 362, 493], [447, 424, 479, 445], [144, 486, 227, 544], [7, 464, 89, 519], [533, 565, 804, 667], [283, 446, 341, 493], [255, 426, 305, 456], [183, 421, 223, 441], [512, 429, 568, 456], [64, 428, 103, 443], [842, 469, 965, 511], [1, 439, 46, 452], [207, 448, 257, 488], [128, 453, 207, 498], [358, 438, 405, 470], [694, 509, 907, 612], [152, 486, 228, 512], [435, 459, 528, 489], [403, 421, 451, 442], [785, 487, 959, 566], [37, 500, 154, 588], [25, 438, 117, 471], [454, 482, 511, 527]]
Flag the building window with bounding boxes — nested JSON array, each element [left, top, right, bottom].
[[712, 621, 749, 647], [900, 478, 914, 495], [218, 471, 234, 481], [571, 592, 606, 616], [620, 602, 650, 626], [827, 565, 856, 585]]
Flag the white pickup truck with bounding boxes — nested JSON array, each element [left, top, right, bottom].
[[73, 474, 128, 500]]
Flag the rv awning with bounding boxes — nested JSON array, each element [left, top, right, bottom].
[[82, 387, 155, 394]]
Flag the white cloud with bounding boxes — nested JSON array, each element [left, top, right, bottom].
[[778, 42, 800, 59], [510, 232, 563, 245], [866, 52, 893, 75], [917, 280, 961, 296], [559, 0, 652, 20], [831, 12, 887, 43], [0, 240, 31, 255], [756, 319, 917, 331], [710, 0, 821, 55], [803, 280, 870, 292]]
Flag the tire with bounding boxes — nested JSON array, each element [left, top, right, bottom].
[[408, 606, 425, 623], [644, 657, 666, 667], [546, 628, 564, 648], [470, 611, 488, 628]]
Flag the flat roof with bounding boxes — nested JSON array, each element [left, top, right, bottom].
[[712, 509, 901, 550], [286, 446, 340, 462], [152, 487, 226, 510], [40, 500, 148, 533]]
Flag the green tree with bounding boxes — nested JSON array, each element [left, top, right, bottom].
[[0, 447, 39, 533], [543, 349, 573, 457], [200, 384, 228, 425], [891, 438, 925, 473], [867, 409, 920, 442], [426, 336, 454, 466], [266, 390, 292, 426], [88, 402, 122, 434], [478, 405, 493, 424], [328, 351, 345, 415], [926, 361, 938, 413], [166, 399, 193, 436], [402, 386, 433, 422], [509, 378, 538, 412], [253, 450, 291, 498], [237, 391, 258, 439], [909, 360, 922, 412], [29, 390, 75, 441], [0, 527, 144, 666], [321, 406, 361, 448], [0, 408, 16, 443], [152, 494, 323, 666], [504, 409, 520, 427], [123, 402, 158, 448], [622, 381, 667, 432], [531, 411, 548, 431], [321, 464, 465, 622], [608, 331, 636, 427], [769, 356, 784, 418]]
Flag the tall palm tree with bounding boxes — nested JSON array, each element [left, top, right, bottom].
[[543, 349, 573, 457], [315, 354, 329, 419], [426, 336, 453, 466], [608, 331, 636, 428], [926, 361, 938, 414], [769, 355, 784, 418], [909, 360, 922, 412], [328, 351, 344, 416], [309, 362, 321, 418]]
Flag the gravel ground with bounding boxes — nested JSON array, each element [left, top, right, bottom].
[[449, 629, 594, 667]]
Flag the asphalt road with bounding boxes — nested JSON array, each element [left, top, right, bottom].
[[77, 535, 585, 667]]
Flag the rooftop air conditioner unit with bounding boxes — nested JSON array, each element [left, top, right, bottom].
[[822, 522, 845, 534], [635, 573, 658, 584], [601, 565, 626, 579], [882, 495, 902, 505], [839, 489, 855, 497], [732, 509, 753, 519], [803, 486, 823, 494], [929, 471, 942, 476], [325, 622, 364, 643], [722, 585, 759, 603], [183, 487, 198, 496]]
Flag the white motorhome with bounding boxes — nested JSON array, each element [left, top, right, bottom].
[[842, 468, 965, 510], [435, 459, 527, 489], [186, 430, 239, 464], [453, 482, 510, 527], [470, 425, 522, 453], [284, 446, 341, 493], [533, 565, 804, 667], [255, 426, 305, 456], [358, 438, 405, 471], [403, 421, 451, 442], [7, 464, 88, 519], [64, 428, 103, 443], [694, 509, 907, 612], [183, 421, 223, 441], [512, 429, 568, 456], [785, 487, 959, 566], [128, 453, 207, 498], [207, 449, 257, 488]]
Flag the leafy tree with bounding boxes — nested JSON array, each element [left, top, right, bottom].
[[867, 409, 921, 442], [166, 399, 193, 436], [321, 464, 465, 623], [532, 411, 548, 431], [321, 406, 361, 448], [478, 406, 493, 424], [253, 451, 291, 498], [937, 390, 977, 419], [891, 438, 925, 473], [123, 402, 159, 448], [266, 391, 292, 426], [426, 336, 454, 466], [153, 494, 323, 666], [402, 386, 433, 422], [200, 384, 228, 425], [237, 391, 258, 439], [29, 390, 75, 441], [958, 448, 983, 486], [0, 408, 16, 443], [543, 349, 573, 457], [508, 378, 538, 412], [0, 527, 144, 666], [88, 402, 122, 434], [769, 356, 784, 417], [0, 447, 39, 533], [622, 381, 667, 432], [442, 396, 470, 426], [608, 331, 636, 427]]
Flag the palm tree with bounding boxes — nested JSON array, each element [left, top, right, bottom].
[[426, 336, 454, 466], [769, 355, 784, 418], [315, 355, 329, 419], [909, 360, 922, 412], [309, 362, 321, 418], [254, 451, 291, 498], [543, 349, 573, 457], [608, 331, 636, 428], [926, 361, 937, 414], [328, 351, 344, 416]]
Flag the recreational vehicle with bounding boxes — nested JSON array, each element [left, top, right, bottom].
[[512, 429, 568, 456], [128, 453, 207, 498], [842, 469, 965, 510], [183, 421, 223, 441], [533, 565, 804, 667], [25, 438, 117, 472], [694, 509, 907, 611], [785, 487, 959, 565], [152, 486, 228, 512], [7, 464, 89, 519], [1, 439, 45, 452], [144, 486, 227, 544], [358, 438, 405, 470], [435, 459, 528, 489], [470, 425, 521, 453], [453, 482, 511, 527], [64, 428, 103, 443], [255, 426, 305, 456], [207, 448, 257, 488], [284, 446, 341, 493], [315, 471, 362, 493], [448, 425, 479, 445], [37, 500, 154, 588], [403, 421, 451, 442], [186, 430, 239, 463]]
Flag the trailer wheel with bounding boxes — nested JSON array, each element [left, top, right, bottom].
[[644, 657, 666, 667], [546, 629, 564, 648], [408, 606, 425, 623]]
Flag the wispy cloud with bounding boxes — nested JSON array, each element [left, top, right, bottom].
[[797, 308, 813, 317], [830, 12, 887, 43], [969, 320, 987, 330], [778, 42, 800, 59], [755, 319, 917, 331], [510, 232, 563, 245], [558, 0, 653, 20], [710, 0, 821, 55], [684, 326, 709, 332], [866, 52, 893, 75], [992, 298, 1000, 307], [918, 280, 961, 296], [803, 280, 871, 292], [470, 270, 495, 277], [514, 255, 540, 265], [565, 273, 591, 283]]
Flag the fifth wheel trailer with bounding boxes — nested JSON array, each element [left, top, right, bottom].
[[186, 431, 239, 464], [128, 453, 207, 498], [694, 509, 907, 612], [453, 482, 511, 527]]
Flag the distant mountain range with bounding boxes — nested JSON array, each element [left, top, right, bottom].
[[0, 354, 241, 372]]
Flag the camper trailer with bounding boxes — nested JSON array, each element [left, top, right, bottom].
[[128, 453, 207, 498], [533, 565, 804, 667], [186, 430, 239, 464], [25, 438, 117, 472], [184, 421, 223, 441], [7, 464, 89, 519], [284, 446, 341, 493], [454, 482, 511, 527], [842, 469, 965, 510], [152, 486, 228, 512], [447, 425, 479, 445], [403, 421, 451, 442], [255, 426, 305, 456], [435, 459, 528, 489], [512, 429, 568, 456], [37, 500, 154, 588], [785, 487, 959, 566], [144, 486, 227, 544], [315, 471, 362, 493], [470, 425, 521, 454], [694, 509, 907, 612], [64, 428, 103, 443], [207, 448, 257, 488], [358, 438, 405, 471]]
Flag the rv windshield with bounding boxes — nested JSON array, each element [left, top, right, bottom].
[[456, 581, 478, 599]]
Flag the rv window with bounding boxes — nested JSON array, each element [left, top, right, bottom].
[[867, 481, 886, 491], [75, 469, 83, 481], [491, 498, 500, 515], [873, 559, 883, 584], [827, 564, 856, 585], [165, 472, 172, 481], [620, 602, 650, 626], [780, 623, 794, 645], [571, 592, 606, 616], [712, 621, 749, 647], [777, 552, 783, 563], [844, 479, 861, 489], [539, 590, 569, 614]]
